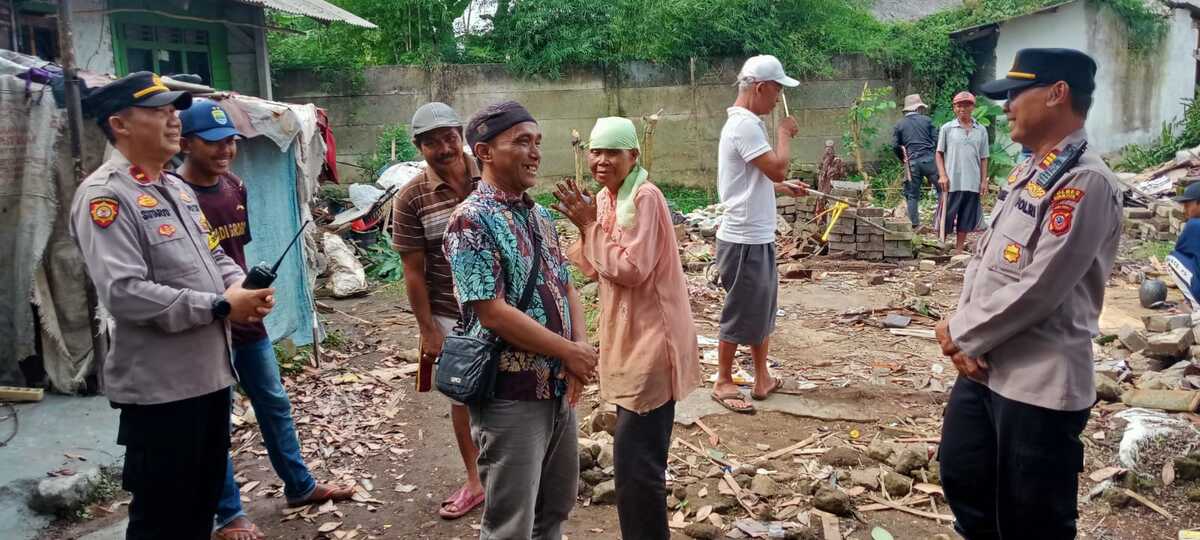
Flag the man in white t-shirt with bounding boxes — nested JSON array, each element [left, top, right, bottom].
[[711, 54, 807, 414]]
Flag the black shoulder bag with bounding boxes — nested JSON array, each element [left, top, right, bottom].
[[435, 213, 543, 404]]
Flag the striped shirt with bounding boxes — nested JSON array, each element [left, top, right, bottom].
[[391, 156, 480, 319]]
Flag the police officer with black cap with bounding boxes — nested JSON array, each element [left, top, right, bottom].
[[933, 49, 1122, 539], [69, 71, 275, 539]]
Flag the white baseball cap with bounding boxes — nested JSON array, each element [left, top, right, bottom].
[[738, 55, 799, 87]]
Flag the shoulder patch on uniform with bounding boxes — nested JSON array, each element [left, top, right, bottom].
[[89, 197, 119, 228], [136, 194, 158, 208], [1048, 204, 1074, 236], [1052, 188, 1084, 203], [157, 224, 176, 237]]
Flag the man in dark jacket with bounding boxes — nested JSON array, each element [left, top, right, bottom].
[[893, 93, 940, 228]]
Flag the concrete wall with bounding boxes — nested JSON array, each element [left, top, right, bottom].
[[990, 0, 1197, 154], [72, 0, 116, 75], [275, 56, 907, 185]]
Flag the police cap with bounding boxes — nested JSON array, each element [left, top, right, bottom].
[[82, 71, 192, 126], [980, 48, 1097, 100]]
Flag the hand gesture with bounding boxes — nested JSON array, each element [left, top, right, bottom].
[[562, 339, 598, 384], [551, 178, 598, 230], [225, 281, 275, 323], [935, 319, 959, 357], [419, 324, 446, 364], [951, 352, 990, 380], [778, 117, 799, 139]]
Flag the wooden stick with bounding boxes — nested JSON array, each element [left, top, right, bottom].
[[752, 433, 819, 464], [722, 472, 759, 516], [694, 419, 719, 447], [0, 386, 43, 402], [1121, 488, 1175, 519], [781, 92, 791, 118], [865, 495, 955, 521], [675, 438, 733, 468]]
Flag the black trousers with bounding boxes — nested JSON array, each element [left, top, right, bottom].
[[939, 378, 1090, 540], [614, 401, 675, 540], [118, 388, 232, 540]]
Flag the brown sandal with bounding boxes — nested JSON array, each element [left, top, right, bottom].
[[711, 392, 756, 414], [751, 376, 785, 401], [213, 522, 264, 540]]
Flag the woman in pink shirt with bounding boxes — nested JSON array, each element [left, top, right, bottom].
[[553, 117, 701, 540]]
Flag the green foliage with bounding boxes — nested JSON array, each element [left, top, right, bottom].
[[842, 84, 897, 176], [1131, 239, 1174, 261], [273, 344, 311, 375], [270, 0, 1168, 118], [323, 328, 348, 349], [269, 1, 472, 69], [364, 234, 405, 282], [1115, 92, 1200, 172], [357, 124, 419, 180], [658, 184, 717, 214], [1096, 0, 1167, 53]]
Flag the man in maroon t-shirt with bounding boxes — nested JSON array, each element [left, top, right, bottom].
[[179, 99, 352, 540]]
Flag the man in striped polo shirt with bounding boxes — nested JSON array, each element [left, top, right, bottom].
[[391, 102, 484, 519]]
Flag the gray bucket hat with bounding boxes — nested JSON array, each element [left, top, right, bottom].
[[412, 102, 462, 137]]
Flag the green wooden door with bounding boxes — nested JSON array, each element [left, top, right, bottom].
[[110, 10, 230, 90]]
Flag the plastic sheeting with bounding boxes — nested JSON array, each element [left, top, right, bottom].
[[232, 137, 317, 346], [0, 76, 60, 385]]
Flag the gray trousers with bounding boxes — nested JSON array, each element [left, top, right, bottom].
[[470, 397, 578, 540]]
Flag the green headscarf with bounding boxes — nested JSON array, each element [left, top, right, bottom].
[[589, 117, 648, 229]]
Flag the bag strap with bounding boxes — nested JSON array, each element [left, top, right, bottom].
[[514, 209, 544, 313]]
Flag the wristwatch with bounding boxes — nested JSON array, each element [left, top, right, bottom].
[[211, 297, 232, 320]]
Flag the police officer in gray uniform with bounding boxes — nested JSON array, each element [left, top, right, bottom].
[[933, 49, 1122, 539], [70, 71, 275, 539]]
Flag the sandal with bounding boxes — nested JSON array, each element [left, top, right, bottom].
[[711, 392, 755, 414], [439, 488, 484, 520], [286, 482, 356, 508], [751, 376, 785, 401], [213, 520, 264, 540]]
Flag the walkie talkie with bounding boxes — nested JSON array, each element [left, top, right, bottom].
[[244, 221, 311, 290]]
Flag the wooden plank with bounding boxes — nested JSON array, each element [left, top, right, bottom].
[[1121, 488, 1175, 520], [888, 328, 937, 340], [810, 510, 843, 540], [0, 386, 43, 402]]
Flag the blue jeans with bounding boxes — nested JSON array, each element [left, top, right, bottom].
[[215, 338, 316, 528]]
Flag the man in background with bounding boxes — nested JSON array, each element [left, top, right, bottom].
[[892, 93, 940, 229], [391, 102, 485, 519], [178, 98, 352, 540], [937, 91, 990, 254]]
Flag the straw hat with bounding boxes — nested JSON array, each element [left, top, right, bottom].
[[902, 94, 928, 112]]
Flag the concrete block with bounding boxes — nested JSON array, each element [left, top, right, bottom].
[[1124, 208, 1153, 219], [858, 250, 884, 261], [829, 242, 858, 253], [1146, 327, 1193, 356], [885, 244, 914, 258], [1142, 314, 1193, 333], [1118, 326, 1149, 353], [776, 196, 797, 208], [857, 207, 886, 218], [884, 231, 915, 242], [919, 260, 936, 271], [860, 237, 885, 251]]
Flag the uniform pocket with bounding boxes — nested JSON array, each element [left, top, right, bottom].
[[143, 223, 201, 284], [990, 214, 1036, 278]]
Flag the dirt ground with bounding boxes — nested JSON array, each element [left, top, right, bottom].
[[45, 239, 1200, 540]]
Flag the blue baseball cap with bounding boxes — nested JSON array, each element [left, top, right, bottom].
[[180, 98, 242, 141]]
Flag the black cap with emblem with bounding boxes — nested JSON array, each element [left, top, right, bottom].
[[82, 71, 193, 126], [980, 48, 1097, 100]]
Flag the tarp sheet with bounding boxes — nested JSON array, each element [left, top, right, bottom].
[[0, 77, 60, 384], [233, 137, 316, 346]]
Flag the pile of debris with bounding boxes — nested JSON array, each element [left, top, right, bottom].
[[1111, 313, 1200, 412], [1123, 201, 1186, 242]]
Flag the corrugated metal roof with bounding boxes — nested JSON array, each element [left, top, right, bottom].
[[233, 0, 377, 29]]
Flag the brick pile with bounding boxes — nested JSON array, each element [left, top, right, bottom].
[[776, 181, 916, 260], [1124, 201, 1184, 242]]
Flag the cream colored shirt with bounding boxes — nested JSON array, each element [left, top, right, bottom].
[[569, 182, 701, 413]]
